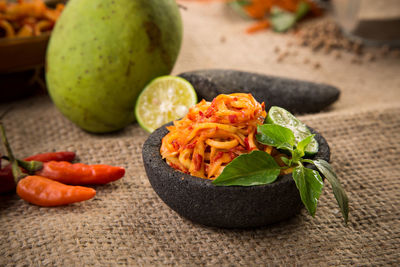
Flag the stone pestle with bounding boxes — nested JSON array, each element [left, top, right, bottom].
[[178, 69, 340, 114]]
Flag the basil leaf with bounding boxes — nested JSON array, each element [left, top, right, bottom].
[[256, 124, 295, 151], [280, 156, 290, 166], [228, 0, 253, 19], [291, 149, 303, 165], [313, 159, 349, 224], [301, 159, 314, 165], [212, 151, 280, 186], [295, 1, 310, 21], [296, 134, 316, 158], [270, 7, 296, 32], [292, 166, 324, 217]]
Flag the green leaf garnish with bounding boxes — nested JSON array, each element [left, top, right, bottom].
[[211, 105, 349, 223], [228, 0, 253, 19], [233, 0, 251, 6], [295, 1, 310, 21], [256, 124, 295, 151], [280, 156, 290, 166], [212, 151, 280, 186], [270, 1, 310, 32], [292, 165, 324, 217], [312, 159, 349, 224], [270, 7, 296, 32], [296, 134, 316, 159]]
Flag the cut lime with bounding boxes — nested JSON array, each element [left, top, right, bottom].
[[266, 106, 318, 155], [135, 76, 197, 133]]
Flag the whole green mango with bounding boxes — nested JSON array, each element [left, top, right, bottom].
[[46, 0, 182, 133]]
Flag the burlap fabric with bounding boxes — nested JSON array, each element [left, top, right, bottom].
[[0, 96, 399, 266]]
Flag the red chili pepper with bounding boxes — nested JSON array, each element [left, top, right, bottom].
[[185, 140, 197, 149], [36, 161, 125, 185], [0, 151, 76, 194], [171, 139, 180, 150], [17, 175, 96, 207], [0, 165, 15, 193], [193, 154, 203, 172], [244, 137, 250, 151], [228, 114, 238, 123], [213, 151, 224, 163], [23, 151, 75, 162], [205, 101, 216, 118]]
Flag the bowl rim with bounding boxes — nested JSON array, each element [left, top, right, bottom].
[[0, 32, 50, 46]]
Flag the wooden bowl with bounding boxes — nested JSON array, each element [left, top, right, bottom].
[[0, 33, 50, 73], [0, 34, 50, 101], [142, 123, 330, 228]]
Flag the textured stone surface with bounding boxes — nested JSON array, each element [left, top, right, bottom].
[[179, 69, 340, 114], [142, 123, 330, 228]]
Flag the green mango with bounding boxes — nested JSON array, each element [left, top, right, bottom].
[[46, 0, 182, 133]]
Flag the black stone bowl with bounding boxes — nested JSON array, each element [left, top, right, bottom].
[[142, 123, 330, 228]]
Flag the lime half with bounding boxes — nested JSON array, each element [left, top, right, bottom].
[[266, 106, 318, 155], [135, 76, 197, 133]]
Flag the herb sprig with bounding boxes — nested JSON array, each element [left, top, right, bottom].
[[270, 1, 310, 32], [212, 121, 349, 224]]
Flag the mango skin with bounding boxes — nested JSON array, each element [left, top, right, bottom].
[[46, 0, 182, 133]]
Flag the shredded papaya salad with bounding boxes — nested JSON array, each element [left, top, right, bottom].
[[160, 93, 292, 179]]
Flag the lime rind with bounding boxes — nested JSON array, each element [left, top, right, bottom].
[[135, 76, 197, 133], [266, 106, 318, 155]]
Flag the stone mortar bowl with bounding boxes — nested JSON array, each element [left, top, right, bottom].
[[142, 123, 330, 228]]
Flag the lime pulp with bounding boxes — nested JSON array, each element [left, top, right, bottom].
[[135, 76, 197, 133], [266, 106, 318, 155]]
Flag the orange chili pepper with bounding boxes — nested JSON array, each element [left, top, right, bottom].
[[243, 0, 271, 19], [246, 19, 270, 34], [17, 175, 96, 207], [36, 161, 125, 185]]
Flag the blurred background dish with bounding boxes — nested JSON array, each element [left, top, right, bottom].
[[0, 0, 65, 101], [0, 32, 49, 72], [332, 0, 400, 47]]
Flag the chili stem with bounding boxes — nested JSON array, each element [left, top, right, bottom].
[[0, 122, 26, 182]]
